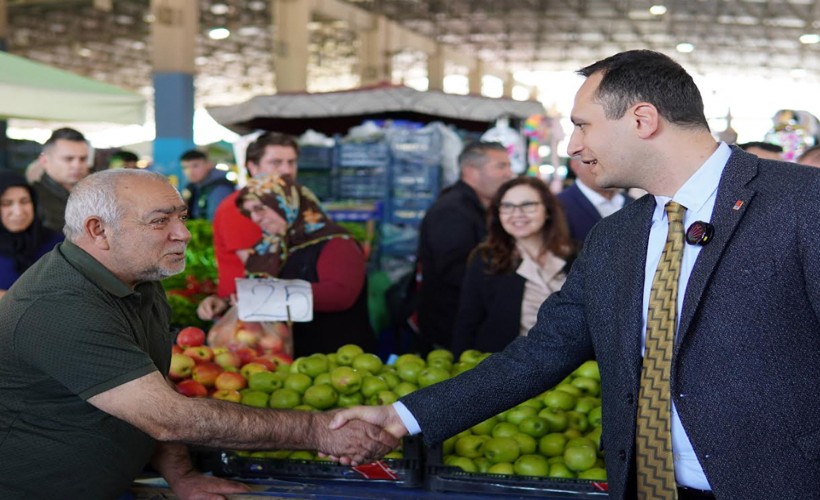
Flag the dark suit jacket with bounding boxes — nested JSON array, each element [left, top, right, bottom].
[[417, 180, 486, 349], [557, 183, 633, 245], [450, 254, 525, 356], [402, 147, 820, 499]]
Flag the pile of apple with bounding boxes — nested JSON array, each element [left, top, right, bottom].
[[438, 356, 606, 481]]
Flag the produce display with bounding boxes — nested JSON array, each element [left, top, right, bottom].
[[163, 220, 218, 330]]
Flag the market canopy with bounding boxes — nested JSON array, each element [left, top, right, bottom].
[[0, 52, 146, 124], [206, 84, 546, 135]]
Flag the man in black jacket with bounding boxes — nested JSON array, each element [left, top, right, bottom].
[[416, 141, 513, 350]]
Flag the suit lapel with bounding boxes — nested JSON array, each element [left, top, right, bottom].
[[677, 148, 758, 345]]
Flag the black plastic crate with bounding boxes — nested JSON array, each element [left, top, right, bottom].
[[424, 443, 608, 497], [196, 436, 423, 488]]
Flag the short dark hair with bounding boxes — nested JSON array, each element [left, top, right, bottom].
[[180, 149, 207, 162], [738, 142, 783, 153], [245, 132, 299, 167], [43, 127, 86, 153], [112, 150, 139, 163], [457, 141, 508, 169], [578, 50, 709, 131]]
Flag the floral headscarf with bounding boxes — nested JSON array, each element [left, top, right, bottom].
[[237, 175, 349, 277]]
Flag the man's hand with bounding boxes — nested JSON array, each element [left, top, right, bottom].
[[329, 404, 409, 438], [311, 410, 402, 466], [196, 295, 228, 321], [167, 469, 250, 500]]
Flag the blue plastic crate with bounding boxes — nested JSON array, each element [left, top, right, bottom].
[[337, 166, 388, 200], [339, 140, 390, 168], [298, 145, 335, 170], [387, 128, 442, 165], [386, 197, 435, 226], [391, 161, 441, 197]]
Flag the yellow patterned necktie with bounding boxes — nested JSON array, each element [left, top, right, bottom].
[[636, 201, 686, 499]]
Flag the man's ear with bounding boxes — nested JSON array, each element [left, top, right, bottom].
[[632, 102, 660, 139], [84, 216, 111, 250]]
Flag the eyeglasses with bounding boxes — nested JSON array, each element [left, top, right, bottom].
[[499, 201, 542, 215]]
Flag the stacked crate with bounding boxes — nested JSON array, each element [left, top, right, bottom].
[[297, 144, 336, 200], [336, 138, 390, 201]]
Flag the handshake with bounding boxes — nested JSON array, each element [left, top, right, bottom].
[[315, 404, 409, 465]]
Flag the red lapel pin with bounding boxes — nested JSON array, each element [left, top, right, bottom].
[[733, 200, 744, 211]]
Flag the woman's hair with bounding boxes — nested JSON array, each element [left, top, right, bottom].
[[475, 176, 573, 274]]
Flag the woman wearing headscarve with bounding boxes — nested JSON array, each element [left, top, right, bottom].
[[0, 171, 64, 298], [199, 175, 376, 357]]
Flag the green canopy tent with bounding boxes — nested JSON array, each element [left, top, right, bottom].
[[0, 51, 145, 124]]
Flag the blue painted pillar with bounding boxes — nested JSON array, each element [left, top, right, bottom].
[[150, 0, 198, 189]]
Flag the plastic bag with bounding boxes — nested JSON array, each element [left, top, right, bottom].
[[207, 305, 293, 357]]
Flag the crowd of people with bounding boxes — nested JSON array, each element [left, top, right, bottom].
[[1, 48, 819, 498]]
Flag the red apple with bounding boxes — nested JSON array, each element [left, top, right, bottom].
[[235, 347, 258, 366], [176, 326, 206, 348], [171, 345, 184, 355], [240, 362, 270, 380], [176, 379, 208, 398], [271, 352, 293, 368], [258, 334, 284, 353], [211, 389, 242, 403], [214, 350, 242, 370], [169, 353, 196, 380], [192, 362, 223, 387], [234, 328, 258, 347], [214, 371, 247, 391], [184, 345, 214, 364], [249, 357, 277, 371]]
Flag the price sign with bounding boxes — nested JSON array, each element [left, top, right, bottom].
[[235, 278, 313, 322]]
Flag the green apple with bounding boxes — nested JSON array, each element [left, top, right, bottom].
[[518, 416, 550, 438], [566, 437, 596, 450], [336, 344, 364, 365], [427, 348, 454, 364], [573, 360, 600, 381], [454, 435, 486, 458], [487, 462, 514, 475], [417, 366, 450, 388], [470, 416, 499, 435], [571, 377, 601, 397], [491, 422, 519, 438], [538, 433, 568, 457], [505, 405, 538, 425], [578, 467, 607, 480], [473, 457, 491, 473], [298, 354, 329, 378], [303, 383, 338, 410], [239, 362, 269, 381], [294, 404, 317, 411], [284, 373, 313, 394], [518, 398, 544, 410], [352, 353, 383, 374], [394, 353, 425, 367], [564, 428, 583, 439], [459, 349, 484, 364], [268, 388, 301, 409], [248, 371, 280, 393], [396, 361, 424, 383], [313, 373, 331, 386], [554, 383, 583, 397], [549, 462, 576, 478], [513, 454, 549, 477], [448, 456, 478, 473], [442, 434, 459, 455], [380, 371, 401, 389], [482, 436, 521, 464], [450, 361, 475, 376], [393, 381, 418, 398], [361, 375, 389, 398], [538, 408, 569, 432], [574, 396, 601, 414], [427, 356, 453, 373], [329, 366, 363, 395], [261, 450, 291, 459], [511, 432, 537, 454], [566, 411, 590, 432], [586, 426, 602, 451], [588, 406, 603, 427], [384, 450, 404, 459], [563, 445, 597, 472], [543, 390, 577, 411], [369, 390, 398, 405], [240, 389, 270, 408], [289, 450, 315, 461], [337, 392, 364, 408]]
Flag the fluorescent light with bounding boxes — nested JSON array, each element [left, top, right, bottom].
[[799, 33, 820, 44], [208, 27, 231, 40], [649, 5, 667, 15], [676, 42, 695, 53]]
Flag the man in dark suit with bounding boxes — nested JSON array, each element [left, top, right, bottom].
[[330, 50, 820, 499], [558, 157, 632, 246], [416, 141, 513, 350]]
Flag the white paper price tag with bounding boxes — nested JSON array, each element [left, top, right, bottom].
[[235, 278, 313, 322]]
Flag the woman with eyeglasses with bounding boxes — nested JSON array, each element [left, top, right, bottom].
[[0, 171, 64, 299], [451, 176, 575, 356]]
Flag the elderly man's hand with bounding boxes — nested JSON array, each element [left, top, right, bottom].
[[311, 409, 402, 465]]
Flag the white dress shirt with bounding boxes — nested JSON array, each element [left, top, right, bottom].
[[575, 179, 627, 218], [395, 143, 733, 491]]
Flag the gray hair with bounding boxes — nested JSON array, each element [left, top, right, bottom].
[[64, 169, 171, 242]]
